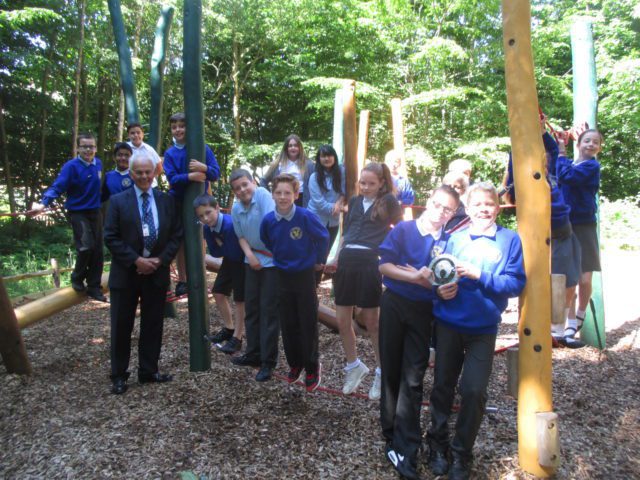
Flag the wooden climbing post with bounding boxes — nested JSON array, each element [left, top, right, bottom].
[[502, 0, 556, 476], [357, 110, 370, 173], [332, 89, 345, 163], [342, 81, 358, 199], [571, 18, 605, 349], [0, 278, 32, 374]]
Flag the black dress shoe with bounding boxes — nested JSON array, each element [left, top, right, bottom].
[[449, 454, 472, 480], [255, 366, 273, 382], [111, 378, 128, 395], [71, 280, 86, 292], [174, 281, 188, 297], [87, 289, 108, 302], [138, 372, 173, 384], [230, 354, 261, 368], [427, 448, 449, 476]]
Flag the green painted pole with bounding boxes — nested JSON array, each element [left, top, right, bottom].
[[183, 0, 210, 371], [571, 18, 605, 349], [148, 6, 174, 153], [107, 0, 139, 124]]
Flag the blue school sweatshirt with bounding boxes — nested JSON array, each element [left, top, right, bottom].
[[42, 157, 103, 211], [434, 226, 526, 335], [101, 169, 133, 203], [379, 219, 448, 302], [163, 143, 220, 199], [556, 155, 600, 225], [260, 206, 329, 272], [203, 213, 244, 262]]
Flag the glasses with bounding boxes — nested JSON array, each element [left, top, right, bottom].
[[430, 200, 455, 216], [78, 145, 97, 150]]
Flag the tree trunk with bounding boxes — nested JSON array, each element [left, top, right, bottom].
[[232, 38, 241, 147], [0, 96, 17, 215], [35, 36, 56, 199], [96, 79, 109, 157], [71, 0, 86, 157], [117, 89, 125, 141]]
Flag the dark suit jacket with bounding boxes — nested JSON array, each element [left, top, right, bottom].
[[104, 187, 183, 290]]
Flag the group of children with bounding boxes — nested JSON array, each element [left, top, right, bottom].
[[37, 111, 603, 479]]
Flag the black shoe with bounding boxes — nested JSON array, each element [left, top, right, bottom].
[[208, 327, 234, 344], [71, 280, 86, 292], [87, 289, 108, 302], [175, 281, 188, 297], [230, 354, 261, 368], [138, 372, 173, 384], [255, 366, 273, 382], [218, 337, 242, 355], [387, 447, 420, 480], [111, 378, 128, 395], [427, 448, 449, 476], [449, 455, 472, 480]]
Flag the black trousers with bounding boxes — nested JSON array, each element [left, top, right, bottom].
[[379, 289, 433, 460], [278, 268, 319, 372], [427, 322, 497, 459], [110, 275, 167, 380], [69, 209, 104, 290], [243, 266, 279, 368]]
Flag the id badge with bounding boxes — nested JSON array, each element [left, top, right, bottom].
[[142, 224, 150, 237]]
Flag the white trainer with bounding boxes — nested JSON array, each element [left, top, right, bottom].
[[342, 361, 370, 395], [369, 370, 382, 400]]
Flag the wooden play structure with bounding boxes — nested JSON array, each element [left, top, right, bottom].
[[2, 1, 612, 476]]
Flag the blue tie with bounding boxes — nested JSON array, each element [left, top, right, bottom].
[[141, 192, 157, 254]]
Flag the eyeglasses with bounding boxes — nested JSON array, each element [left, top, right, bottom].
[[430, 200, 455, 216], [78, 145, 97, 150]]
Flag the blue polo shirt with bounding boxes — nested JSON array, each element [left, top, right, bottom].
[[231, 186, 275, 268]]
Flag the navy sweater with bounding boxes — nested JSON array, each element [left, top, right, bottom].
[[434, 226, 526, 335], [203, 213, 244, 262], [556, 155, 600, 224], [163, 144, 220, 199], [101, 169, 133, 203], [260, 207, 329, 272], [379, 220, 447, 302], [342, 194, 403, 253], [42, 157, 103, 211]]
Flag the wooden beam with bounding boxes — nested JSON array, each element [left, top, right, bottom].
[[342, 80, 358, 199], [0, 278, 32, 374]]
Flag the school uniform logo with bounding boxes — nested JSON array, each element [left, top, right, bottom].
[[432, 245, 444, 257], [290, 227, 303, 240], [122, 177, 132, 188]]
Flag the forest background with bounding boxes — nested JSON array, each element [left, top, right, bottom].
[[1, 0, 639, 294]]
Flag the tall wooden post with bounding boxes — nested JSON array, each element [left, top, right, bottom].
[[0, 278, 32, 374], [571, 18, 605, 349], [342, 81, 358, 199], [357, 110, 370, 173], [332, 90, 345, 163], [391, 99, 406, 166], [107, 0, 140, 124], [148, 6, 175, 153], [183, 0, 210, 372], [502, 0, 555, 476]]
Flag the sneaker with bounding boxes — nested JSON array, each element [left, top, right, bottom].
[[230, 354, 261, 368], [218, 337, 242, 354], [305, 364, 322, 392], [387, 447, 419, 480], [255, 366, 273, 382], [342, 361, 369, 395], [287, 366, 304, 384], [208, 327, 234, 344], [427, 447, 449, 476], [369, 370, 382, 400], [449, 454, 472, 480], [175, 281, 188, 297]]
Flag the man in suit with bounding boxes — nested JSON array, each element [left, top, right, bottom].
[[104, 153, 183, 395]]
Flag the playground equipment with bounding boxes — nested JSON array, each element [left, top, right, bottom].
[[503, 0, 556, 476]]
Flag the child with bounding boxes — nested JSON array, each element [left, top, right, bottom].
[[307, 144, 345, 264], [384, 149, 415, 206], [229, 169, 279, 382], [127, 122, 161, 180], [442, 171, 469, 232], [163, 112, 221, 296], [426, 182, 526, 480], [448, 159, 473, 184], [33, 133, 106, 302], [260, 174, 329, 392], [194, 194, 246, 355], [556, 128, 602, 340], [378, 185, 459, 479], [260, 134, 314, 207], [330, 162, 404, 399], [102, 142, 133, 203]]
